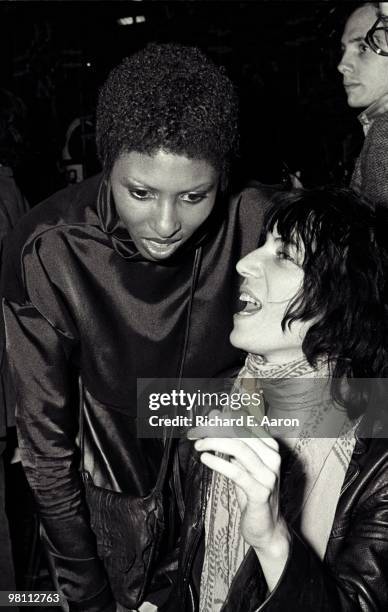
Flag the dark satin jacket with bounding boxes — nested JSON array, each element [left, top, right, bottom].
[[1, 174, 269, 611], [173, 425, 388, 612]]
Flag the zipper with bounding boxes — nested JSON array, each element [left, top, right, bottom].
[[173, 247, 203, 520], [177, 246, 202, 380]]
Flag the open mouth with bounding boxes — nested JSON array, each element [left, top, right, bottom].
[[142, 237, 181, 257], [237, 291, 263, 316]]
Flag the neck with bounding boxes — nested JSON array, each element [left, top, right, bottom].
[[244, 353, 331, 415]]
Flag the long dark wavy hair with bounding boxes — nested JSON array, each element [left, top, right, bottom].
[[263, 187, 388, 413]]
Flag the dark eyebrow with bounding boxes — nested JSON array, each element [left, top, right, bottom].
[[274, 236, 298, 247], [124, 178, 154, 190], [349, 36, 367, 43], [341, 35, 367, 50], [123, 177, 216, 193]]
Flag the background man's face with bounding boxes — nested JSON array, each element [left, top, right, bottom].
[[338, 4, 388, 108]]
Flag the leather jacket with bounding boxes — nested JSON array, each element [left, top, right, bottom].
[[172, 425, 388, 611], [1, 174, 271, 611]]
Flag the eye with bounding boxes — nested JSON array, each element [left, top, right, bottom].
[[275, 245, 303, 267], [359, 42, 370, 55], [276, 248, 296, 263], [129, 188, 153, 200], [181, 192, 208, 204]]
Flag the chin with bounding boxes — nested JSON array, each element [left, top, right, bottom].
[[229, 328, 242, 349], [347, 94, 369, 109], [229, 328, 252, 352]]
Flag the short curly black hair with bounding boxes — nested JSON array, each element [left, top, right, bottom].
[[96, 43, 239, 188]]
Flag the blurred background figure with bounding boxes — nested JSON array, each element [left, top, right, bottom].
[[338, 2, 388, 205], [0, 87, 29, 601], [0, 88, 29, 246]]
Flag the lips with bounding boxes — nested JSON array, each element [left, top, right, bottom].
[[236, 290, 263, 316], [144, 237, 181, 245], [141, 236, 182, 259], [344, 82, 361, 89]]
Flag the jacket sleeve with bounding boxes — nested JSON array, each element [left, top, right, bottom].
[[2, 293, 115, 612]]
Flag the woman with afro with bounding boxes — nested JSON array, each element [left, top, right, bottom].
[[1, 44, 270, 611]]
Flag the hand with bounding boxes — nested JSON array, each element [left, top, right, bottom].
[[193, 435, 286, 551]]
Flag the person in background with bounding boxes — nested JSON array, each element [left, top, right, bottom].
[[0, 88, 29, 598], [1, 44, 271, 612], [0, 88, 29, 258], [338, 2, 388, 205]]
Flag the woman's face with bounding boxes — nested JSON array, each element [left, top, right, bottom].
[[110, 149, 220, 261], [230, 230, 311, 363]]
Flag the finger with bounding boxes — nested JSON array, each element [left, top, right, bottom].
[[187, 409, 223, 439], [195, 438, 277, 488], [237, 437, 281, 473], [246, 429, 280, 451], [195, 436, 278, 468], [199, 451, 270, 501]]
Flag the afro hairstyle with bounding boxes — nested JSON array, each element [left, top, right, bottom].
[[96, 43, 239, 188]]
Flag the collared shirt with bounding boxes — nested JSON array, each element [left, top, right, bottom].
[[357, 93, 388, 135]]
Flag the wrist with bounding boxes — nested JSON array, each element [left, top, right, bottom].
[[253, 519, 290, 559]]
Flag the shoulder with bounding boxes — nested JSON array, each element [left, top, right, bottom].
[[2, 174, 102, 301], [229, 182, 282, 251], [371, 110, 388, 131], [233, 182, 280, 210], [364, 111, 388, 148], [19, 174, 101, 233], [5, 174, 101, 252]]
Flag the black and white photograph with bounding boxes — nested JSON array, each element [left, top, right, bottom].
[[1, 1, 388, 611]]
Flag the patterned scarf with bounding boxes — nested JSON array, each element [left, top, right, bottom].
[[200, 355, 357, 612]]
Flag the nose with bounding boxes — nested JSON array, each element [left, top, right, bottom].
[[236, 248, 265, 278], [337, 49, 353, 75], [151, 199, 181, 238]]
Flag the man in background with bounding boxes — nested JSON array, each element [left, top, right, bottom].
[[338, 2, 388, 206]]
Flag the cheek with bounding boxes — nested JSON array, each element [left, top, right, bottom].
[[267, 267, 304, 304], [180, 200, 216, 233], [113, 192, 148, 231], [364, 63, 388, 94]]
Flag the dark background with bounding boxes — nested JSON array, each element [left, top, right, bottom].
[[0, 0, 365, 205]]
